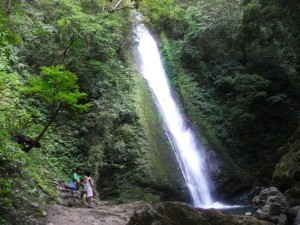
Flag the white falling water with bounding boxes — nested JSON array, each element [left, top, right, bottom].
[[135, 24, 214, 208]]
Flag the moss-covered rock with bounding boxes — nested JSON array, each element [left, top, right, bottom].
[[128, 201, 273, 225], [283, 182, 300, 207], [134, 71, 189, 202], [272, 131, 300, 207], [272, 140, 300, 192]]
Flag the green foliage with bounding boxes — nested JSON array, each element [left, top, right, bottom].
[[160, 33, 180, 89], [0, 0, 177, 209], [158, 0, 300, 181], [1, 0, 151, 222], [21, 65, 92, 111], [0, 70, 60, 224], [140, 0, 176, 22]]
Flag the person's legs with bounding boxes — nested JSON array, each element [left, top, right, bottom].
[[86, 188, 94, 208], [87, 197, 92, 206]]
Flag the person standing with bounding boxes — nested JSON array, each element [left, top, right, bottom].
[[83, 170, 95, 208]]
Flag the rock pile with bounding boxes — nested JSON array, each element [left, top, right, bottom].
[[51, 179, 84, 207], [253, 187, 300, 225]]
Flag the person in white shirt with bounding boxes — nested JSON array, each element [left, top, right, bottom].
[[83, 170, 95, 208]]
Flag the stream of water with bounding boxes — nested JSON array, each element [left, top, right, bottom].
[[134, 24, 214, 208]]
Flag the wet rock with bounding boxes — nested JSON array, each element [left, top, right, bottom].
[[207, 150, 253, 204], [294, 210, 300, 225], [287, 206, 300, 217], [270, 214, 287, 225], [253, 187, 289, 224], [127, 201, 273, 225], [286, 206, 300, 225], [283, 182, 300, 207]]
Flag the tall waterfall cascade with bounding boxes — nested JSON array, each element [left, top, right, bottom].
[[134, 24, 215, 208]]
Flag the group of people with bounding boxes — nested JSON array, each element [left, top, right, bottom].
[[71, 167, 96, 209]]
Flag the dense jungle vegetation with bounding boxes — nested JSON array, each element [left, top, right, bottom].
[[0, 0, 179, 223], [154, 0, 300, 185], [0, 0, 299, 224]]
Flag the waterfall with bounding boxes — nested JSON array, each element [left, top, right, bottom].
[[134, 24, 214, 208]]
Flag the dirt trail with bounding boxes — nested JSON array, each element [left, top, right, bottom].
[[46, 201, 144, 225]]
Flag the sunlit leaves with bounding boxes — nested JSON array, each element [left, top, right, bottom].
[[21, 65, 92, 111]]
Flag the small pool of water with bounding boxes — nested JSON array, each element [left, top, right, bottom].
[[220, 205, 254, 215], [196, 202, 255, 215]]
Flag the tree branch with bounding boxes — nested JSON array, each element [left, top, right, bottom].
[[23, 103, 63, 152], [61, 32, 76, 63], [114, 0, 124, 10]]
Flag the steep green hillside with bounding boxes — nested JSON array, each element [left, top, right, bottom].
[[0, 1, 184, 224]]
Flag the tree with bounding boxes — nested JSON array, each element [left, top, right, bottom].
[[20, 65, 92, 152], [139, 0, 175, 22]]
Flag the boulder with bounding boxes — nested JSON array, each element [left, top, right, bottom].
[[253, 187, 289, 224], [57, 190, 83, 207], [128, 201, 273, 225], [51, 179, 83, 207], [207, 149, 253, 204], [286, 206, 300, 225], [294, 210, 300, 225], [272, 133, 300, 214], [272, 140, 300, 193], [283, 182, 300, 207]]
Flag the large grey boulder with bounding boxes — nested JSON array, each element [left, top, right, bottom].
[[253, 187, 289, 224]]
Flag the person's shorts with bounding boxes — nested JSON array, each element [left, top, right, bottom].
[[86, 188, 93, 198], [69, 181, 77, 191]]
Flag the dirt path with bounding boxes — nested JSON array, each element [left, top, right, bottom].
[[45, 200, 146, 225]]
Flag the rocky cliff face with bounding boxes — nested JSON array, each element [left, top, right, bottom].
[[132, 75, 189, 203]]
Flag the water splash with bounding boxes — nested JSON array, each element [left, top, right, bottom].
[[134, 24, 214, 207]]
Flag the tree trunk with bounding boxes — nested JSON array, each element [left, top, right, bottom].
[[238, 41, 248, 66], [24, 104, 63, 152]]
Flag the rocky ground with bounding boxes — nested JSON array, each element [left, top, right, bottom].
[[42, 180, 300, 225], [45, 200, 147, 225], [44, 180, 150, 225]]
